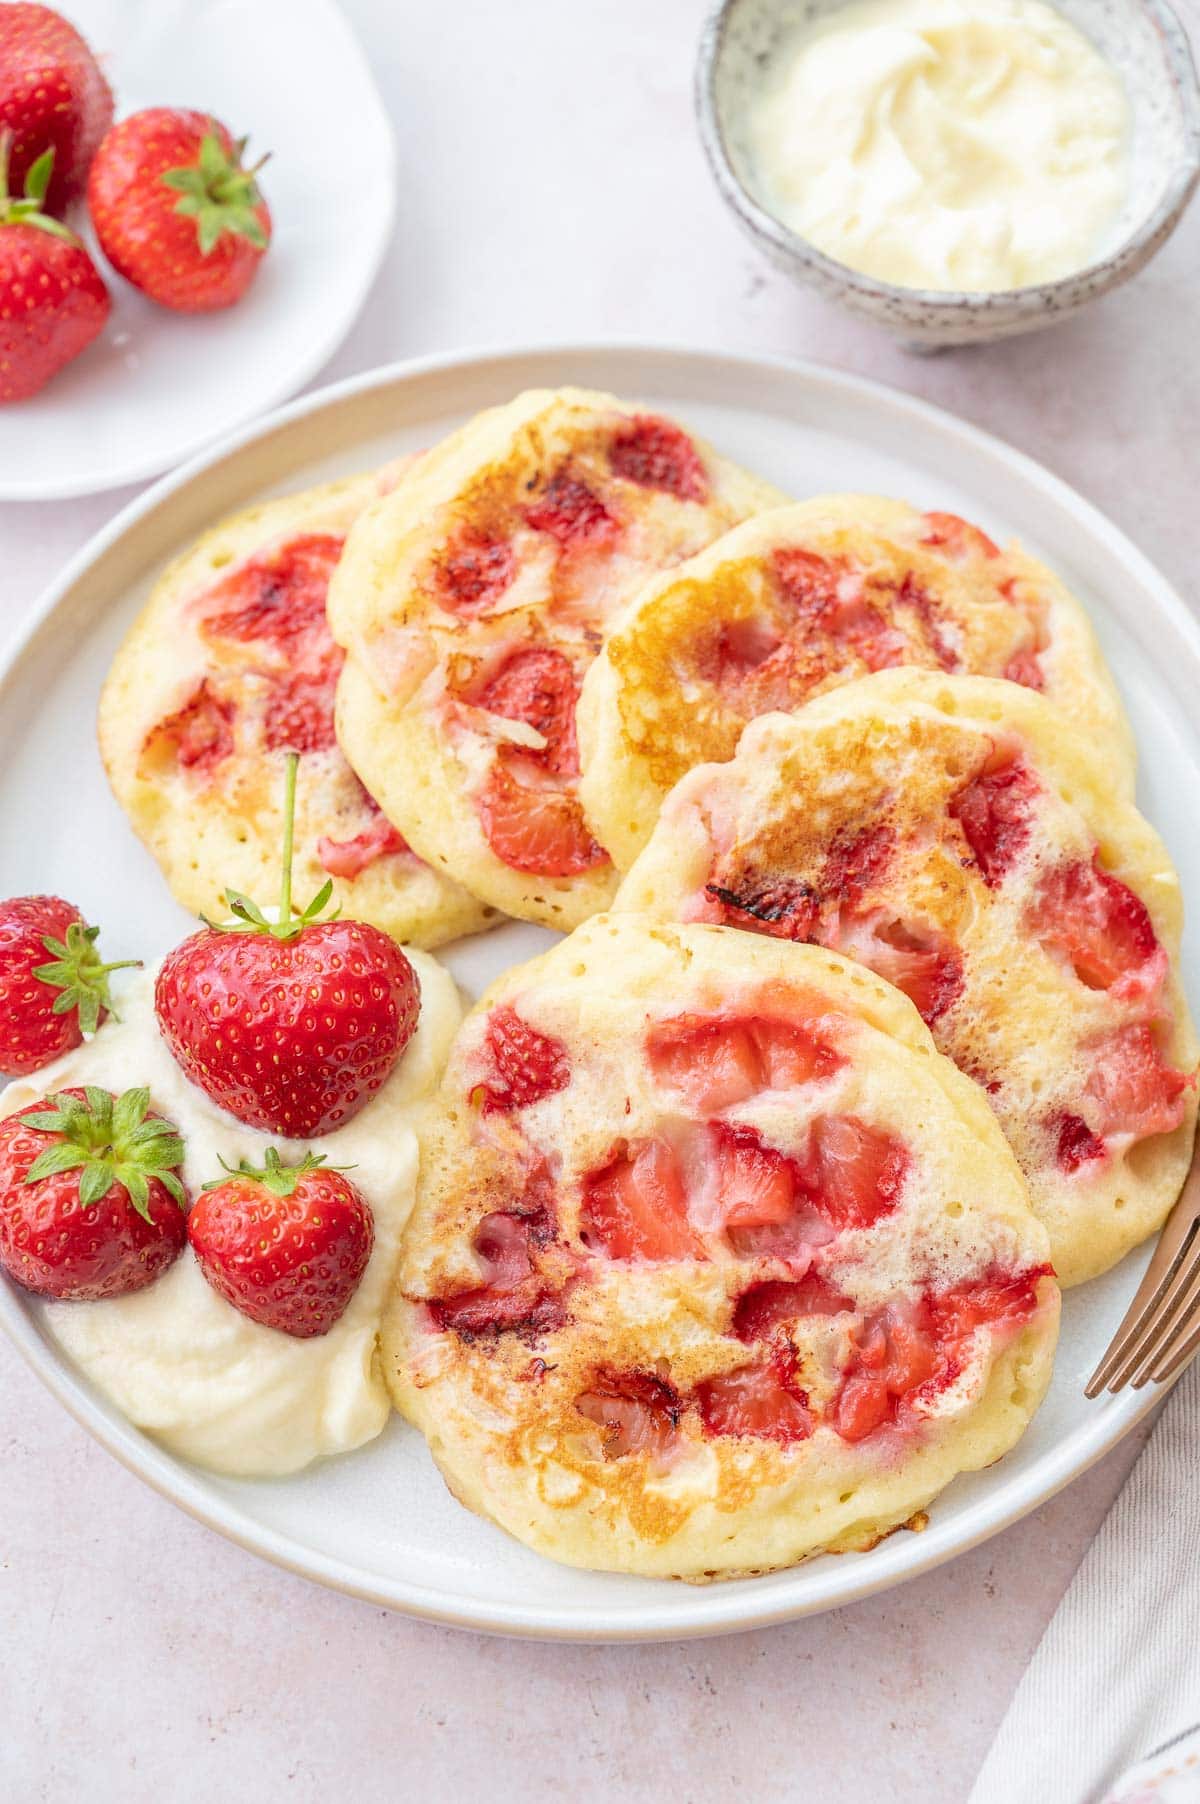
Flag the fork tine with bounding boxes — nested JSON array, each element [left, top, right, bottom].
[[1128, 1245, 1200, 1387], [1086, 1123, 1200, 1398], [1150, 1309, 1200, 1385]]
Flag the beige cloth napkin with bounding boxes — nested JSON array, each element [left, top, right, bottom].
[[969, 1363, 1200, 1804]]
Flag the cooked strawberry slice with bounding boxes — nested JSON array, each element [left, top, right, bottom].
[[833, 1373, 891, 1442], [1029, 856, 1163, 997], [920, 512, 1001, 561], [263, 667, 339, 754], [1003, 645, 1044, 690], [579, 1138, 701, 1263], [645, 1012, 843, 1112], [702, 621, 798, 715], [773, 547, 844, 618], [836, 598, 907, 672], [1051, 1110, 1106, 1173], [731, 1274, 854, 1342], [524, 469, 618, 548], [478, 647, 581, 777], [476, 757, 609, 876], [836, 914, 965, 1025], [200, 533, 345, 656], [1082, 1024, 1191, 1140], [706, 1123, 838, 1259], [706, 614, 785, 685], [317, 811, 408, 878], [948, 755, 1038, 886], [473, 1005, 571, 1113], [832, 1296, 941, 1441], [708, 1122, 797, 1231], [821, 823, 894, 908], [430, 1201, 563, 1339], [575, 1367, 681, 1459], [608, 415, 708, 503], [801, 1115, 908, 1231], [704, 875, 820, 941], [434, 1284, 565, 1338], [144, 679, 235, 776], [832, 1274, 1044, 1446], [433, 530, 516, 616], [893, 574, 959, 671], [774, 549, 906, 668], [695, 1351, 813, 1444], [754, 1017, 845, 1089], [646, 1014, 762, 1112], [929, 1267, 1048, 1344]]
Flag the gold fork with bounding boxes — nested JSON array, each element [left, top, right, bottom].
[[1087, 1123, 1200, 1396]]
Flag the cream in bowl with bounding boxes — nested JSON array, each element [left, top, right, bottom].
[[698, 0, 1200, 344], [743, 0, 1130, 292]]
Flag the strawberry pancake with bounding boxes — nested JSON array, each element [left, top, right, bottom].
[[99, 472, 493, 949], [616, 670, 1197, 1287], [578, 494, 1133, 869], [385, 917, 1058, 1580], [327, 388, 785, 930]]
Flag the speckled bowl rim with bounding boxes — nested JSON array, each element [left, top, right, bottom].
[[696, 0, 1200, 316]]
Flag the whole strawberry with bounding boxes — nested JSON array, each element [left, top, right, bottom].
[[0, 1085, 187, 1300], [0, 139, 109, 401], [189, 1148, 373, 1338], [0, 4, 113, 215], [155, 754, 420, 1136], [0, 894, 137, 1075], [88, 108, 271, 313]]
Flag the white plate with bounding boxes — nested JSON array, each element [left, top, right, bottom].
[[0, 0, 394, 500], [1, 343, 1196, 1641]]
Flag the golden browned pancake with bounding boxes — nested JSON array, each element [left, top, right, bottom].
[[327, 388, 786, 930], [99, 471, 495, 949], [616, 670, 1197, 1286], [578, 494, 1133, 868], [384, 916, 1058, 1579]]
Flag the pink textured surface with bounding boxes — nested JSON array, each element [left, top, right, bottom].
[[2, 1, 1196, 1797]]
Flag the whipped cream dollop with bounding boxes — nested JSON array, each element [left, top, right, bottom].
[[2, 951, 461, 1478], [741, 0, 1130, 293]]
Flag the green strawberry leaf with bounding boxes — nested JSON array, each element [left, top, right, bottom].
[[201, 1145, 353, 1197], [78, 1162, 116, 1208], [161, 126, 270, 259], [20, 1086, 187, 1225], [31, 918, 140, 1035], [24, 148, 54, 207], [23, 1142, 88, 1184]]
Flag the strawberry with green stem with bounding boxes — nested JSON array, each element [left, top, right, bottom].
[[87, 107, 271, 313], [0, 894, 138, 1076], [155, 753, 421, 1137], [0, 136, 110, 401], [188, 1147, 374, 1338], [0, 1085, 187, 1300]]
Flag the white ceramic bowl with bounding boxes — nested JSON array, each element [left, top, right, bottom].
[[697, 0, 1200, 348]]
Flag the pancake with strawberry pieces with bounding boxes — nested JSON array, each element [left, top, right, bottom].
[[616, 669, 1197, 1287], [327, 388, 785, 930], [99, 471, 494, 949], [385, 916, 1057, 1579], [578, 494, 1133, 869]]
